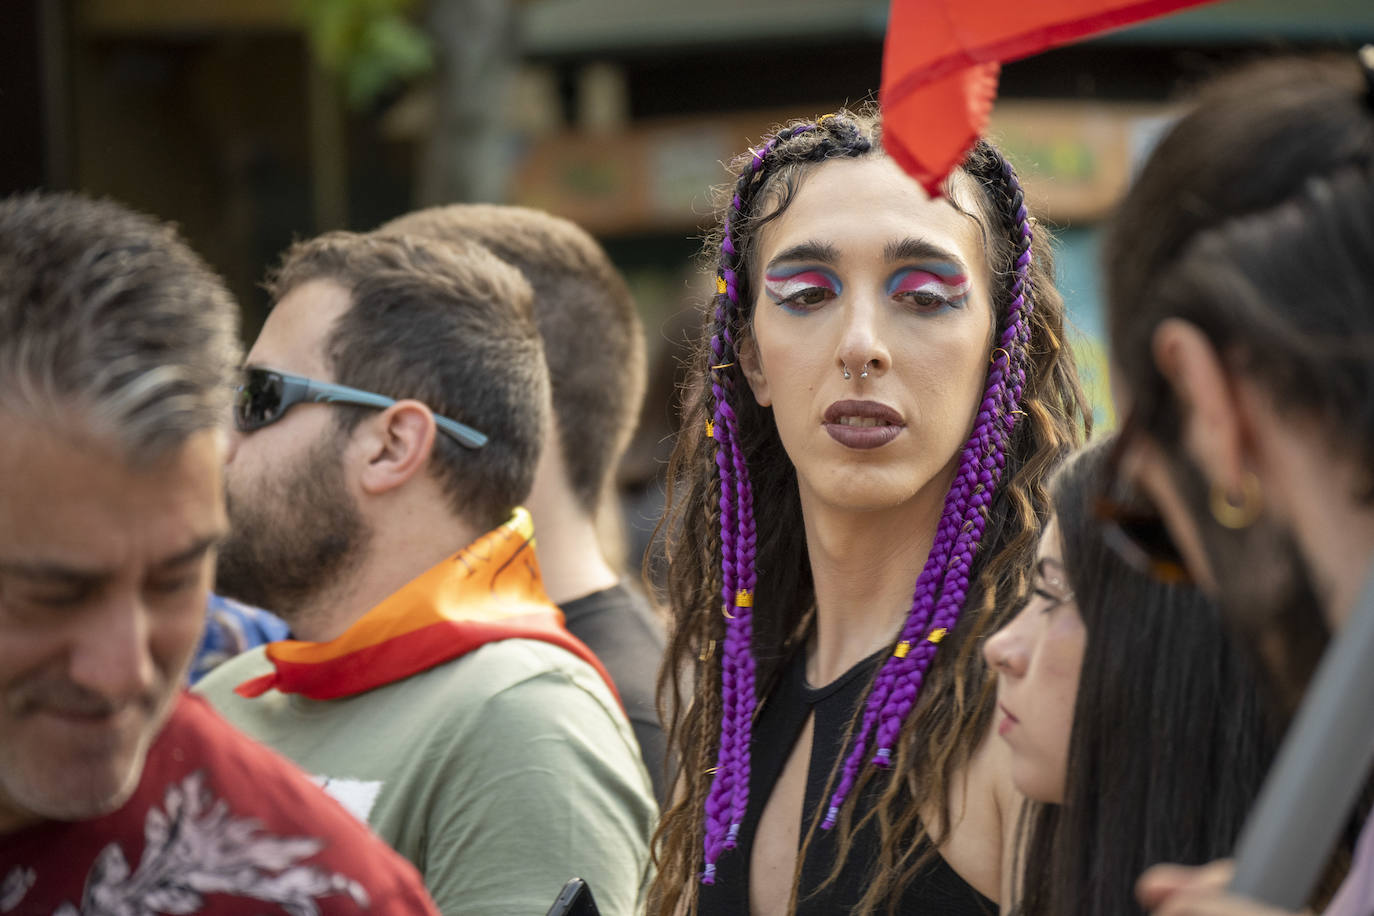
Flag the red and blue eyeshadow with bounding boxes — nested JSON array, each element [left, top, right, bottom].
[[886, 263, 971, 312], [762, 265, 843, 315]]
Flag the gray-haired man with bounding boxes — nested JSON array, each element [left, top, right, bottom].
[[0, 192, 438, 914]]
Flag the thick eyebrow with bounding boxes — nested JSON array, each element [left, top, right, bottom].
[[0, 533, 226, 584], [765, 241, 841, 271], [884, 237, 968, 273]]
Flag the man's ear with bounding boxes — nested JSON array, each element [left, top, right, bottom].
[[357, 400, 438, 496], [1151, 318, 1251, 495], [737, 334, 772, 408]]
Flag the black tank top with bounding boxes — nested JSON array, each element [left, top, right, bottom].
[[696, 648, 996, 915]]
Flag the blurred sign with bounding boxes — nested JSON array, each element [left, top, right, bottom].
[[509, 113, 776, 236], [508, 100, 1177, 234], [991, 101, 1180, 225]]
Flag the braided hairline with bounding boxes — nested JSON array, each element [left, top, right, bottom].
[[699, 117, 872, 882]]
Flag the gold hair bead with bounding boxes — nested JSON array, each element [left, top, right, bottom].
[[893, 641, 911, 658], [927, 628, 948, 644], [699, 639, 716, 661], [705, 419, 715, 438], [716, 275, 727, 295], [735, 589, 754, 608]]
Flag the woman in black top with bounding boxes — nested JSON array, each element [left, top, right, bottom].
[[650, 108, 1089, 914]]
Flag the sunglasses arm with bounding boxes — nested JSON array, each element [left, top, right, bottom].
[[304, 380, 488, 450]]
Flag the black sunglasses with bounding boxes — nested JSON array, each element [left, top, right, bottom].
[[1095, 407, 1193, 586], [233, 368, 488, 450]]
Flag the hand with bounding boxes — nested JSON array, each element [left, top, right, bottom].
[[1137, 861, 1305, 916]]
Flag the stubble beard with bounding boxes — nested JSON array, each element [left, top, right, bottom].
[[215, 431, 371, 629]]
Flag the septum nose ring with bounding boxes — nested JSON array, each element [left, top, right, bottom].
[[841, 360, 873, 380]]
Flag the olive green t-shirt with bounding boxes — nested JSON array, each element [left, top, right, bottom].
[[196, 638, 656, 916]]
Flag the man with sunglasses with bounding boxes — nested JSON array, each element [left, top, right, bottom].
[[0, 192, 439, 913], [194, 231, 655, 916], [1095, 55, 1374, 916]]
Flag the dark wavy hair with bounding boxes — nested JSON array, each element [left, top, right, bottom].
[[1105, 55, 1374, 478], [1012, 438, 1280, 916], [651, 107, 1089, 915]]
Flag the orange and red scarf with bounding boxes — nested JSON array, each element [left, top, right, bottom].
[[235, 509, 619, 705]]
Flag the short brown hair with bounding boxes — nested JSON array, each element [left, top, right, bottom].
[[267, 231, 547, 531], [0, 191, 240, 464], [380, 205, 646, 515]]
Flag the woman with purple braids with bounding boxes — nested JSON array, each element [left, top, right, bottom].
[[649, 108, 1089, 915]]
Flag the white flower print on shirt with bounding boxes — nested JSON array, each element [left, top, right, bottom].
[[1, 867, 35, 912], [30, 771, 369, 916]]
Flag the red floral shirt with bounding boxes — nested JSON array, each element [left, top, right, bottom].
[[0, 694, 438, 916]]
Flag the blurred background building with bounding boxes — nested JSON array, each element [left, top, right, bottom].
[[3, 0, 1372, 498]]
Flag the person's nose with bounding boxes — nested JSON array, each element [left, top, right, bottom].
[[834, 291, 892, 383], [983, 619, 1029, 678], [68, 594, 157, 705]]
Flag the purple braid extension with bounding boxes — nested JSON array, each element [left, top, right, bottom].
[[702, 295, 741, 878], [819, 146, 1037, 831], [726, 401, 759, 837], [700, 123, 829, 884]]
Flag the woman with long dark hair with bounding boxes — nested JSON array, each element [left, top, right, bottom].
[[650, 108, 1089, 914], [985, 438, 1279, 915]]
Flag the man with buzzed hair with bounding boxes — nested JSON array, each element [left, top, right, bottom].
[[0, 192, 438, 914], [380, 205, 669, 801], [196, 230, 655, 916]]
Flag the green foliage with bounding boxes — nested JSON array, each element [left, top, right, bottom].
[[299, 0, 435, 109]]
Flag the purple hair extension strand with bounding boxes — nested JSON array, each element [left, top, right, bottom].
[[727, 418, 759, 836]]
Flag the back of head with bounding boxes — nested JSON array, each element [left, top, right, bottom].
[[0, 192, 240, 461], [1017, 439, 1278, 915], [1105, 55, 1374, 466], [380, 205, 647, 516], [268, 231, 547, 531]]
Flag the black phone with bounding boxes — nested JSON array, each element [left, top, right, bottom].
[[545, 878, 601, 916]]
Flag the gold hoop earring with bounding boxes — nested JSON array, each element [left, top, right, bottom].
[[1209, 471, 1263, 530]]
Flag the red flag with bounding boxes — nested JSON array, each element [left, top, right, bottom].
[[882, 0, 1222, 194]]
